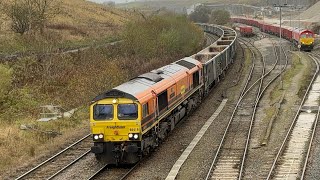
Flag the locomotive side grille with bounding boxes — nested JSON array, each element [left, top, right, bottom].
[[176, 60, 196, 69]]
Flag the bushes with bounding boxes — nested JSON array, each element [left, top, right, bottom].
[[3, 0, 60, 35], [0, 64, 41, 123], [0, 14, 204, 173], [210, 10, 230, 25], [188, 5, 211, 23], [0, 14, 204, 122], [122, 14, 203, 58], [0, 65, 13, 105]]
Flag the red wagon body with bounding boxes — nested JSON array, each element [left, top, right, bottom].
[[239, 26, 254, 37]]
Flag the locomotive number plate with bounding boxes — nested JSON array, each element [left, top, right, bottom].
[[129, 127, 139, 131]]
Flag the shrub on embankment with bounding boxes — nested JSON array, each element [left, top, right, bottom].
[[2, 14, 203, 113], [2, 13, 203, 114]]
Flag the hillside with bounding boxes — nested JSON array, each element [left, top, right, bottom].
[[298, 1, 320, 23], [281, 1, 320, 31], [119, 0, 264, 10], [0, 0, 131, 54]]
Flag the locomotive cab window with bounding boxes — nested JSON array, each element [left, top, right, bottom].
[[118, 104, 138, 120], [93, 104, 113, 120], [142, 103, 149, 118], [306, 34, 313, 38], [193, 71, 200, 88]]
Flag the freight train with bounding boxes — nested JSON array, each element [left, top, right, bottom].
[[234, 25, 254, 37], [90, 24, 237, 164], [231, 17, 314, 51]]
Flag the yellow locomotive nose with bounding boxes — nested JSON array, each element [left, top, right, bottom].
[[301, 38, 314, 45]]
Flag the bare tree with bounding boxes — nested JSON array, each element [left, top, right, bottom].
[[210, 9, 230, 25], [3, 0, 60, 35], [188, 5, 210, 23], [4, 0, 31, 35], [30, 0, 60, 34]]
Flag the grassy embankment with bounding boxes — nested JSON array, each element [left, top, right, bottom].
[[120, 0, 265, 9], [0, 0, 128, 55], [0, 3, 204, 176], [260, 52, 313, 144]]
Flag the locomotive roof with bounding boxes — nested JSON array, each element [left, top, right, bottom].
[[92, 57, 200, 103], [292, 28, 314, 34]]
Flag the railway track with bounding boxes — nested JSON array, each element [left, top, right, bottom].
[[86, 164, 109, 180], [205, 32, 219, 46], [10, 28, 224, 180], [266, 52, 320, 179], [241, 35, 290, 179], [205, 34, 291, 179], [15, 134, 91, 180], [205, 37, 265, 180]]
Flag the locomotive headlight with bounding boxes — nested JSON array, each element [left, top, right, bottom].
[[93, 134, 104, 141], [128, 133, 133, 138], [94, 135, 99, 140], [133, 134, 139, 139]]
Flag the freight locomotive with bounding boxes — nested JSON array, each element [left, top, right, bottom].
[[90, 24, 237, 164], [231, 17, 314, 51]]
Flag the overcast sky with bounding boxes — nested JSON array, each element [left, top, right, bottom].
[[88, 0, 141, 4]]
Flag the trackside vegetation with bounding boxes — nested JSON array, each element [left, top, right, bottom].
[[0, 13, 204, 176], [188, 6, 230, 25], [122, 15, 203, 59]]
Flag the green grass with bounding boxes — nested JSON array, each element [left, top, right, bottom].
[[0, 113, 88, 174], [270, 52, 311, 103], [0, 0, 129, 55], [260, 52, 312, 144]]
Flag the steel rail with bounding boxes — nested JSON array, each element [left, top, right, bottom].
[[205, 33, 218, 45], [87, 163, 109, 180], [15, 134, 91, 180], [300, 53, 320, 180], [119, 161, 141, 180], [238, 40, 255, 98], [87, 25, 229, 180], [240, 35, 290, 179], [301, 106, 320, 180], [239, 46, 265, 179], [239, 36, 285, 179], [257, 38, 287, 100], [46, 150, 91, 180], [266, 52, 320, 179], [238, 38, 280, 99], [205, 37, 265, 180]]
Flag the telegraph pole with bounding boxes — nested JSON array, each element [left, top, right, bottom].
[[296, 5, 303, 63], [274, 3, 288, 90]]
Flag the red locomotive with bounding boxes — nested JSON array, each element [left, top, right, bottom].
[[231, 17, 314, 51]]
